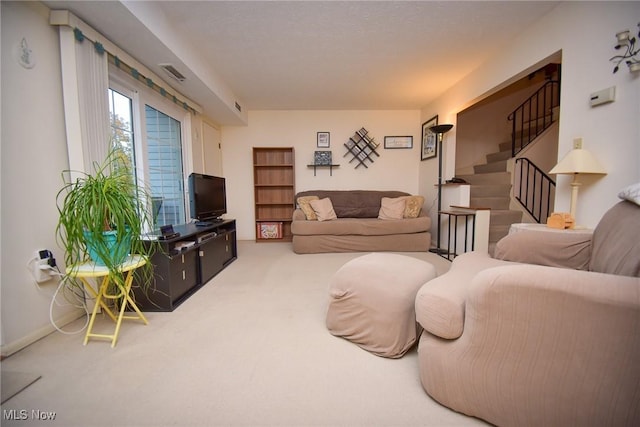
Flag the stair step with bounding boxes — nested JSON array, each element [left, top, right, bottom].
[[489, 225, 511, 243], [474, 159, 508, 174], [470, 184, 512, 197], [470, 197, 510, 210], [490, 209, 523, 226], [499, 141, 512, 152], [486, 150, 512, 163], [489, 209, 522, 243], [512, 126, 549, 141], [457, 171, 511, 185], [516, 112, 556, 129]]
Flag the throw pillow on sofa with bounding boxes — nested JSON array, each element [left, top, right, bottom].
[[403, 195, 424, 218], [297, 196, 319, 220], [378, 197, 406, 220], [618, 181, 640, 206], [309, 198, 337, 221]]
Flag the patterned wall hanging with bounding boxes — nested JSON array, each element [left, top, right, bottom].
[[314, 151, 332, 165]]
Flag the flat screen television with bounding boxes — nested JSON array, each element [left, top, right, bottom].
[[188, 173, 227, 221]]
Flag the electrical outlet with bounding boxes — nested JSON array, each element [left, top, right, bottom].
[[573, 138, 583, 149], [36, 249, 56, 267], [29, 258, 53, 283], [30, 249, 56, 283]]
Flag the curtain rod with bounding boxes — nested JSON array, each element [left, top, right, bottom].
[[50, 10, 202, 115]]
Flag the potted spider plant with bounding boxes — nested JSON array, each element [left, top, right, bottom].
[[56, 146, 157, 290]]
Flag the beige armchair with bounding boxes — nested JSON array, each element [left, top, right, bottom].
[[415, 197, 640, 426]]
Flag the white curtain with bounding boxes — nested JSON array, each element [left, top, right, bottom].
[[58, 26, 109, 176]]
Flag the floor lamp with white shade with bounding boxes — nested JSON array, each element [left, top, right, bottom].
[[428, 124, 454, 255]]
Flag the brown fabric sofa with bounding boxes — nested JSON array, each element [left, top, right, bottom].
[[414, 198, 640, 426], [291, 190, 431, 254]]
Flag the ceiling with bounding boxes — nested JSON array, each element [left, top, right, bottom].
[[43, 1, 559, 124]]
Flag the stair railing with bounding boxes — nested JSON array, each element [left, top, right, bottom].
[[508, 80, 560, 156], [514, 158, 556, 224]]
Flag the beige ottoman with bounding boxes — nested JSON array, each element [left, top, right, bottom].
[[326, 253, 437, 358]]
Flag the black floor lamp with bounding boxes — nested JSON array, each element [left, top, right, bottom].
[[428, 124, 454, 255]]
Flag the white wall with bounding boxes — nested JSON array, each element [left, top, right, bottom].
[[420, 1, 640, 229], [1, 1, 79, 355], [222, 110, 422, 240], [191, 115, 223, 177]]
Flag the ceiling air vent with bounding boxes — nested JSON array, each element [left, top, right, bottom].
[[159, 64, 186, 82]]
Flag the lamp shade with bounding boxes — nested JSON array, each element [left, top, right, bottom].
[[549, 148, 607, 175], [430, 124, 454, 134]]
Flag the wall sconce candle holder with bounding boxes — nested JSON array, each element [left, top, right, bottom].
[[610, 23, 640, 73]]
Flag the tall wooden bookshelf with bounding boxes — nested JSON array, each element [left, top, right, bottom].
[[252, 147, 295, 242]]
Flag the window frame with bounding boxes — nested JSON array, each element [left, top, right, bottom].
[[108, 68, 194, 228]]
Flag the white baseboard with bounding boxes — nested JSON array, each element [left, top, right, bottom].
[[0, 309, 84, 358]]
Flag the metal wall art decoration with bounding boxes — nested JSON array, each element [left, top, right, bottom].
[[343, 128, 379, 169], [16, 37, 36, 69], [610, 23, 640, 73]]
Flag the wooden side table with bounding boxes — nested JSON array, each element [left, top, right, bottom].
[[438, 209, 477, 261], [66, 255, 148, 347]]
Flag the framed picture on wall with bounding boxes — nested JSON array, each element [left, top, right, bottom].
[[421, 115, 438, 160], [384, 136, 413, 149], [317, 132, 330, 148]]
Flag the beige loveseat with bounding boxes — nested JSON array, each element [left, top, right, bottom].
[[414, 194, 640, 426], [291, 190, 431, 254]]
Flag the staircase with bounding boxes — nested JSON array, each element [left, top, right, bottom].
[[453, 73, 561, 254], [457, 140, 523, 253], [458, 80, 560, 254]]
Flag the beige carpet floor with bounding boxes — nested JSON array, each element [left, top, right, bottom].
[[0, 241, 486, 426], [1, 371, 42, 404]]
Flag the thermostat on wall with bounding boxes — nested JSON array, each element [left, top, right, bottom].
[[589, 86, 615, 107]]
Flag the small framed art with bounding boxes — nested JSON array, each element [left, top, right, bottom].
[[317, 132, 330, 148], [257, 222, 283, 239], [421, 115, 438, 160], [384, 136, 413, 149]]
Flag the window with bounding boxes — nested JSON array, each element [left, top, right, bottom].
[[108, 88, 136, 179], [144, 105, 185, 227], [108, 75, 191, 230]]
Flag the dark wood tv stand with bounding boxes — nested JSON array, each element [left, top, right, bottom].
[[134, 219, 237, 311]]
